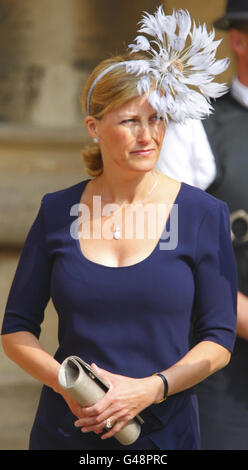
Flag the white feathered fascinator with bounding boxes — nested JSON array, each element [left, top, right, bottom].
[[87, 5, 230, 123]]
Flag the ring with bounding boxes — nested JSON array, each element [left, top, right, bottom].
[[105, 418, 113, 430]]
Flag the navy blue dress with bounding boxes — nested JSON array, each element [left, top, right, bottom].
[[1, 178, 237, 450]]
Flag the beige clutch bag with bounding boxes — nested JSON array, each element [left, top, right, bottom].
[[58, 356, 144, 446]]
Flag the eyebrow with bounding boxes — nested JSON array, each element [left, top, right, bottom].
[[118, 112, 159, 119]]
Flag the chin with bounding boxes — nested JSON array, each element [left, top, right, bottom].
[[136, 161, 157, 172], [124, 157, 158, 174]]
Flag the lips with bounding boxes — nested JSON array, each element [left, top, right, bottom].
[[131, 149, 155, 155]]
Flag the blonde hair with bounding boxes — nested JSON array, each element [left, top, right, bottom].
[[81, 53, 153, 177]]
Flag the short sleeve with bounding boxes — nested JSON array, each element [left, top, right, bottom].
[[1, 196, 51, 339], [192, 201, 237, 352]]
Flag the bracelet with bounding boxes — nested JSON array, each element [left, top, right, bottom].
[[153, 373, 168, 403]]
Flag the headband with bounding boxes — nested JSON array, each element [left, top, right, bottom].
[[87, 62, 129, 116], [87, 5, 229, 123]]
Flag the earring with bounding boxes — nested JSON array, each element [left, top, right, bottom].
[[93, 137, 99, 143]]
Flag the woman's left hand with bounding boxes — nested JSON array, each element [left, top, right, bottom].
[[74, 363, 163, 439]]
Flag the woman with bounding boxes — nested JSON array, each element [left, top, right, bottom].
[[1, 7, 237, 450]]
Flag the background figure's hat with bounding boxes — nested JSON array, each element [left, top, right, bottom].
[[214, 0, 248, 30]]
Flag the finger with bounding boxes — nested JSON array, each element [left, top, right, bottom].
[[91, 363, 114, 387], [80, 387, 116, 418], [74, 396, 121, 429], [75, 402, 119, 430], [79, 408, 130, 436], [101, 415, 130, 440]]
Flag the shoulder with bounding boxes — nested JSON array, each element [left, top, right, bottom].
[[205, 93, 245, 123], [181, 181, 229, 220], [42, 178, 91, 209], [181, 184, 232, 259], [158, 173, 227, 215], [40, 179, 91, 229]]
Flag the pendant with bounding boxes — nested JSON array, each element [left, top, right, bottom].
[[113, 226, 121, 240]]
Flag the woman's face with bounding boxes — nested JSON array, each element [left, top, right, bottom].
[[86, 94, 166, 175]]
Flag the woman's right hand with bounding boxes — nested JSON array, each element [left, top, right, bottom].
[[58, 388, 105, 434], [58, 388, 83, 419]]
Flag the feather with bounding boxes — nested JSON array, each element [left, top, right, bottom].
[[176, 9, 191, 46], [137, 75, 151, 96], [125, 60, 151, 75], [138, 11, 164, 42], [181, 72, 213, 86], [199, 82, 229, 98], [128, 35, 150, 53], [186, 51, 215, 68], [207, 57, 230, 75], [159, 14, 177, 39], [126, 4, 229, 121]]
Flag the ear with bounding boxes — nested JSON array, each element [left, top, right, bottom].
[[229, 29, 248, 57], [85, 115, 99, 140]]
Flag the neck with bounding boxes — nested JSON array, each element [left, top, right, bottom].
[[98, 168, 160, 205]]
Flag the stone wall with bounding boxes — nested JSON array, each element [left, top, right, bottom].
[[0, 0, 161, 246]]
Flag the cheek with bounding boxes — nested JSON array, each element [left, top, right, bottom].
[[111, 129, 134, 150], [153, 125, 166, 146]]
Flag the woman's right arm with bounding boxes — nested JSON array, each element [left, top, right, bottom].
[[1, 198, 84, 418], [1, 331, 83, 418]]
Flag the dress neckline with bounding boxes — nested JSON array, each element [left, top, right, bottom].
[[74, 178, 184, 270]]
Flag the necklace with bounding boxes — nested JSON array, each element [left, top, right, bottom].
[[99, 171, 159, 240]]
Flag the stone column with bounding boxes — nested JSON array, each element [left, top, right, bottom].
[[0, 0, 84, 127]]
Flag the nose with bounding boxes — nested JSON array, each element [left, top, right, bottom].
[[136, 122, 152, 144]]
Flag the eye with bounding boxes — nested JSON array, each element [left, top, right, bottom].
[[121, 119, 136, 124], [150, 115, 164, 122]]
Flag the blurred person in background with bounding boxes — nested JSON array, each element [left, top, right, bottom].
[[156, 0, 248, 450]]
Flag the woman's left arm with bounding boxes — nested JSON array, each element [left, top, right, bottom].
[[74, 339, 230, 439], [156, 339, 230, 397]]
